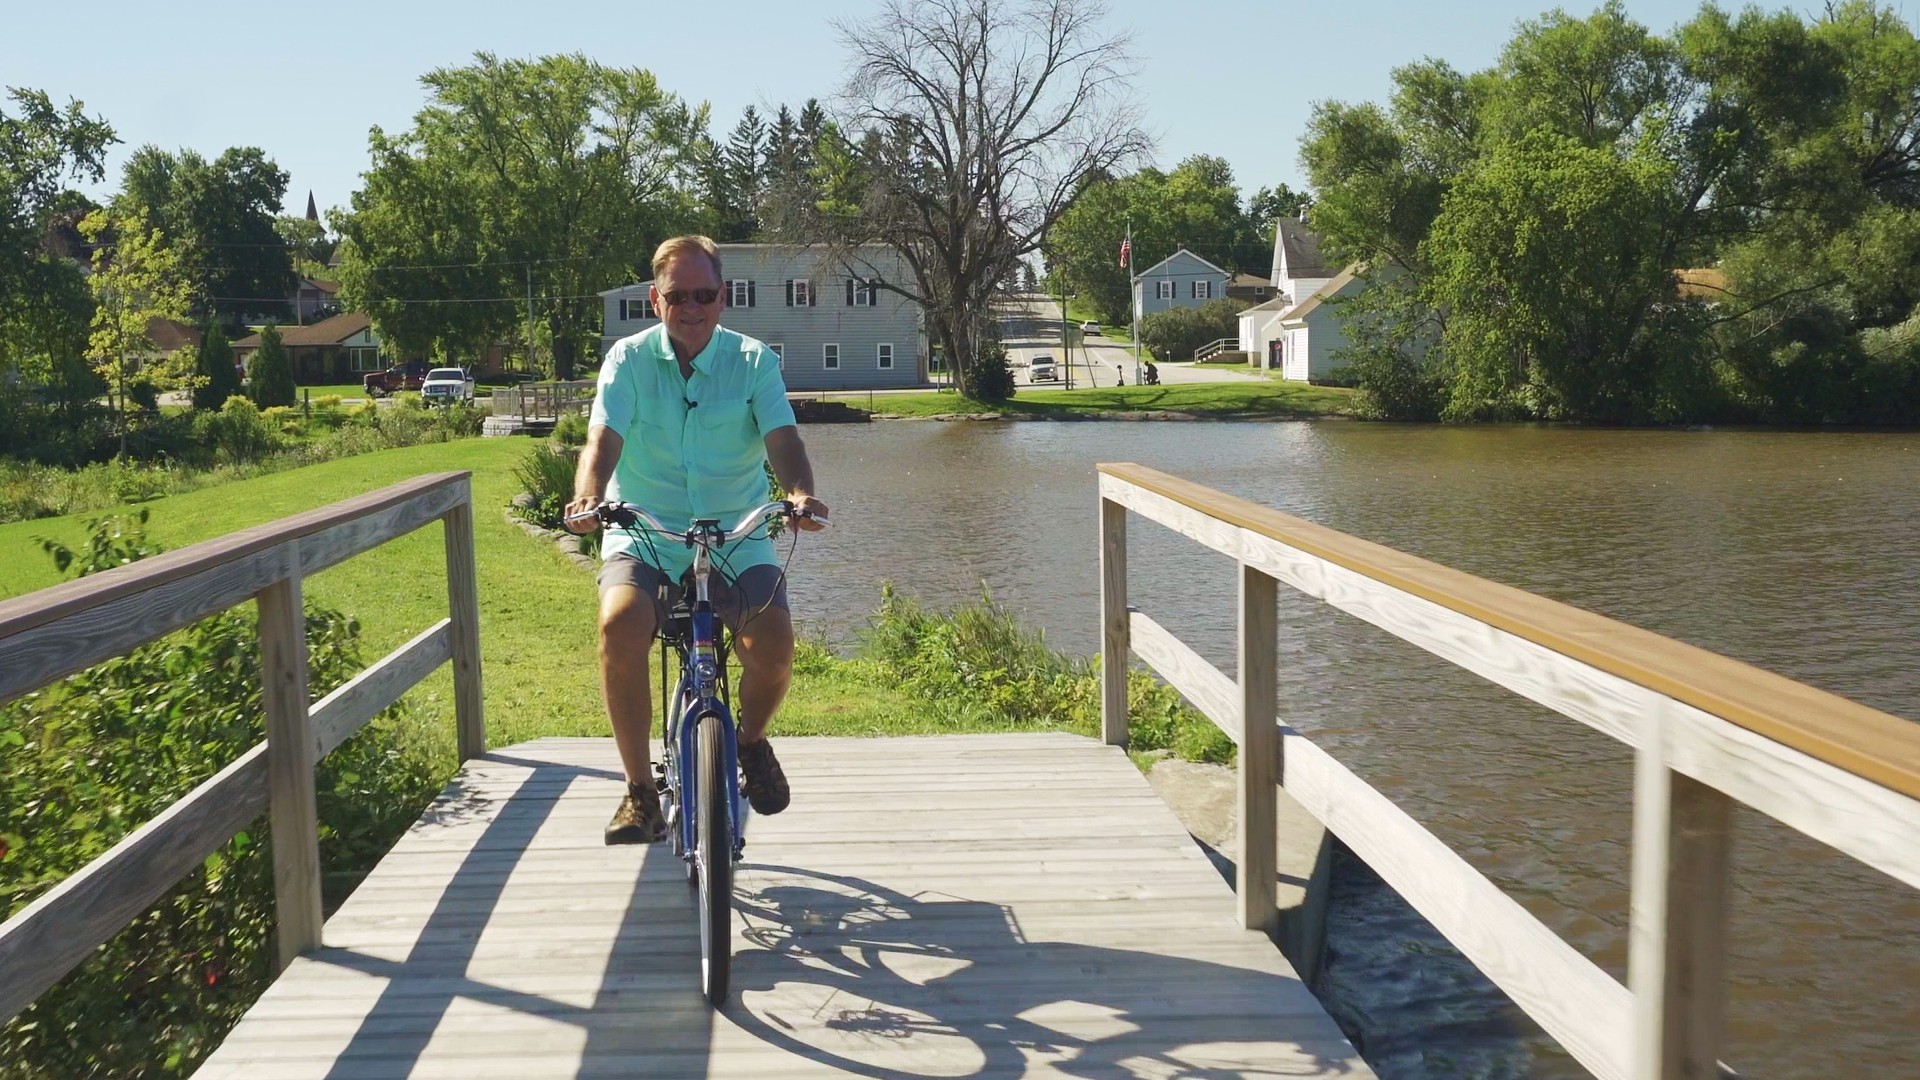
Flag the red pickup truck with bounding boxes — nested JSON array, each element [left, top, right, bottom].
[[361, 361, 431, 398]]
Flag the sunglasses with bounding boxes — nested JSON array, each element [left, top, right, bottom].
[[660, 287, 721, 306]]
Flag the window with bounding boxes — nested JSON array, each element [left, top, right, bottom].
[[846, 278, 878, 306], [877, 343, 894, 369], [726, 279, 755, 307], [824, 343, 840, 370], [1192, 280, 1213, 299], [786, 279, 813, 306], [1155, 280, 1175, 300], [350, 347, 383, 372], [768, 342, 784, 368], [620, 295, 655, 320]]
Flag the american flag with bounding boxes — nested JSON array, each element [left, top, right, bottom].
[[1118, 235, 1131, 269]]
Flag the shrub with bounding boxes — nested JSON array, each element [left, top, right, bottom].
[[512, 444, 576, 529], [968, 338, 1017, 401], [247, 326, 295, 408], [197, 396, 280, 464], [192, 328, 241, 411], [1138, 299, 1242, 362], [552, 412, 590, 446], [1, 513, 441, 1079]]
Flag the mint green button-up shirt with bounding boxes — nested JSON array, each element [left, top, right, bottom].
[[589, 324, 797, 568]]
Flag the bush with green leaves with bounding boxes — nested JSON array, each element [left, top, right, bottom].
[[247, 326, 296, 409], [552, 412, 589, 446], [1, 512, 441, 1079], [1138, 299, 1243, 362], [860, 582, 1232, 762], [191, 328, 241, 411], [193, 396, 281, 465], [512, 444, 576, 529]]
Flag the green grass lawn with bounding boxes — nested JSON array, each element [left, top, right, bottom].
[[297, 383, 370, 400], [867, 380, 1356, 419], [0, 438, 921, 768]]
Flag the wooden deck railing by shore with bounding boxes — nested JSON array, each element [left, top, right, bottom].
[[489, 380, 595, 420], [0, 473, 485, 1026], [1098, 462, 1920, 1080]]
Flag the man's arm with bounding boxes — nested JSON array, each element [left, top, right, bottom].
[[764, 425, 829, 531], [563, 424, 624, 534]]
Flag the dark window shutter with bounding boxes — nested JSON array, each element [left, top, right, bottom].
[[748, 281, 756, 307], [809, 280, 817, 307], [846, 279, 855, 306], [785, 280, 794, 307]]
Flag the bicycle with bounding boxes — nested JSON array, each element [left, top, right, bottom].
[[570, 498, 825, 1005]]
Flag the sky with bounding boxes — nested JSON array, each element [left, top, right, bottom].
[[6, 0, 1724, 221]]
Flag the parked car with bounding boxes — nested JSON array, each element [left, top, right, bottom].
[[1030, 356, 1059, 382], [361, 360, 430, 397], [1079, 321, 1102, 336], [420, 367, 476, 403]]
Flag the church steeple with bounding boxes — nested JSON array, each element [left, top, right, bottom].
[[305, 191, 319, 222]]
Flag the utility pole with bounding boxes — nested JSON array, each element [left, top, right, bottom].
[[524, 263, 536, 377]]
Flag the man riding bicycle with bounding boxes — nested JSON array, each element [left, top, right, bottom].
[[564, 234, 829, 845]]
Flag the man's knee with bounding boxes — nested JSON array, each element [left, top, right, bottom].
[[736, 609, 795, 673], [599, 587, 658, 657]]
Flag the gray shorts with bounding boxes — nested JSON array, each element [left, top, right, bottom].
[[597, 553, 789, 632]]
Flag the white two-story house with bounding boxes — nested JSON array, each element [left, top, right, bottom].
[[598, 243, 927, 391]]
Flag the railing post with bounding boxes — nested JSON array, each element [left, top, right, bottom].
[[1099, 495, 1129, 746], [1629, 715, 1734, 1079], [443, 486, 486, 762], [1237, 563, 1279, 935], [259, 559, 322, 971]]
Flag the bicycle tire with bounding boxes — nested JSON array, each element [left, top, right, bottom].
[[696, 712, 732, 1005]]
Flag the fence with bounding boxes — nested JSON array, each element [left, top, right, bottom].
[[1097, 462, 1918, 1080], [489, 381, 595, 421], [0, 472, 485, 1024]]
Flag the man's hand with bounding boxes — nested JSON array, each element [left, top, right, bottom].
[[787, 493, 830, 532], [563, 495, 602, 535]]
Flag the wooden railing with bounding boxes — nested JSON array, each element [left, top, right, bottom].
[[1098, 463, 1920, 1080], [0, 472, 485, 1025], [489, 380, 595, 420]]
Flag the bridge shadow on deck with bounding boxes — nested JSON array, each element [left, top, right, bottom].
[[220, 743, 1366, 1078]]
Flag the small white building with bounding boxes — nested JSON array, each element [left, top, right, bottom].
[[599, 243, 927, 391], [1274, 265, 1363, 382]]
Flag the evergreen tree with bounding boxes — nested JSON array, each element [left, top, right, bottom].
[[192, 324, 240, 409], [248, 324, 295, 407], [723, 107, 766, 238]]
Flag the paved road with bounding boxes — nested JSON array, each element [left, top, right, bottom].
[[998, 297, 1264, 388]]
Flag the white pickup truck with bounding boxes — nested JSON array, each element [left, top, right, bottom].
[[420, 367, 476, 404]]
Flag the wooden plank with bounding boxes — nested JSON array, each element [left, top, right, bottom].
[[0, 744, 267, 1024], [441, 493, 486, 761], [1128, 609, 1239, 742], [1281, 728, 1631, 1080], [310, 620, 451, 759], [1238, 564, 1278, 936], [1099, 462, 1920, 801], [1629, 728, 1734, 1080], [1099, 496, 1128, 746], [260, 572, 323, 970]]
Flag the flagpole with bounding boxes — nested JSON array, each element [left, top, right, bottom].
[[1128, 221, 1141, 387]]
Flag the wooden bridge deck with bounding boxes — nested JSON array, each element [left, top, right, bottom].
[[190, 732, 1372, 1079]]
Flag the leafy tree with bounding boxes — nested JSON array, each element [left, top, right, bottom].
[[336, 53, 703, 379], [117, 146, 295, 325], [78, 208, 195, 452], [774, 0, 1149, 400], [0, 89, 116, 314], [192, 325, 240, 410], [1138, 299, 1241, 362], [274, 214, 336, 282], [248, 324, 295, 407]]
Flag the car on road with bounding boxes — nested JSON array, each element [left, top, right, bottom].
[[1029, 356, 1059, 382], [1079, 321, 1101, 336], [421, 367, 476, 404]]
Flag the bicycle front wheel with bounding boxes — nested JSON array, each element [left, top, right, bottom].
[[696, 712, 733, 1005]]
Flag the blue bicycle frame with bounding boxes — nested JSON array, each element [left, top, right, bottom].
[[667, 549, 744, 864]]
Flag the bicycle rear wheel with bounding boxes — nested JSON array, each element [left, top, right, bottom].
[[696, 712, 732, 1005]]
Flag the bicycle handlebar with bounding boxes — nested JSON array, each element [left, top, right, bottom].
[[563, 500, 828, 545]]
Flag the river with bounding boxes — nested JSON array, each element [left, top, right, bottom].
[[778, 419, 1920, 1079]]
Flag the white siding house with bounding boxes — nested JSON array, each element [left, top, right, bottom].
[[1130, 248, 1231, 321], [1274, 266, 1363, 382], [598, 244, 926, 390]]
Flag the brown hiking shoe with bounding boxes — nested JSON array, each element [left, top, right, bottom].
[[605, 781, 667, 844], [737, 738, 790, 815]]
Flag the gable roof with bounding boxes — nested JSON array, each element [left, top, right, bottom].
[[1228, 272, 1270, 289], [1279, 264, 1362, 323], [1132, 246, 1230, 281], [1239, 294, 1294, 314], [144, 317, 202, 354], [233, 311, 372, 349], [1271, 217, 1332, 282]]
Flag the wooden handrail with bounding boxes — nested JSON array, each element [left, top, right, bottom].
[[0, 472, 485, 1025], [1100, 461, 1920, 801], [1097, 461, 1918, 1080]]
